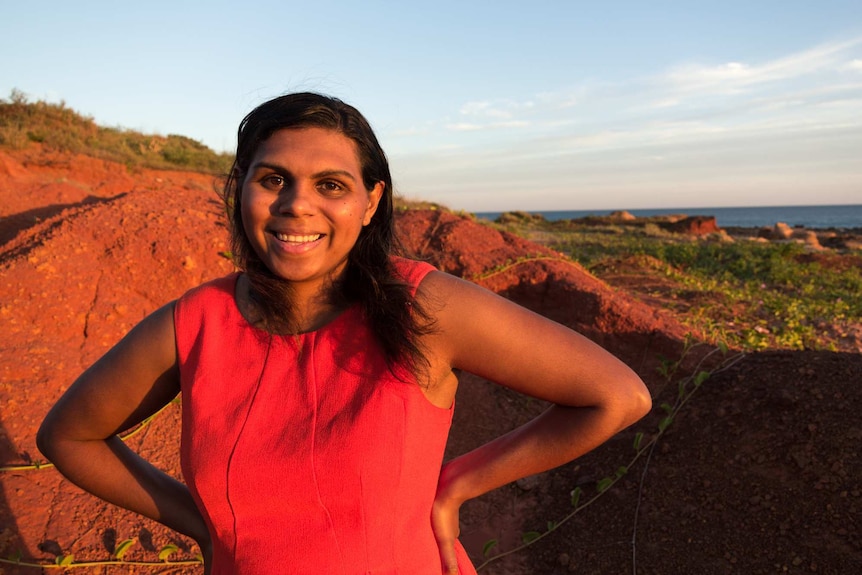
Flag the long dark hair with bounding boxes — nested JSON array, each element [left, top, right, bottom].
[[223, 92, 432, 378]]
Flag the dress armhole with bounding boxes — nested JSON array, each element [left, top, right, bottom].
[[390, 256, 437, 296]]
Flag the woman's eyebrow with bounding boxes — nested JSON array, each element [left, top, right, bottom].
[[249, 161, 290, 173], [311, 169, 357, 182], [248, 163, 357, 182]]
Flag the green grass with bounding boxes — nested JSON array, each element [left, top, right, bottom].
[[0, 88, 233, 174], [495, 217, 861, 351]]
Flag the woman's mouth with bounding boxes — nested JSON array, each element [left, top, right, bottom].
[[273, 232, 323, 244]]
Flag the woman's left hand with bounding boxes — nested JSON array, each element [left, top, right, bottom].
[[431, 488, 462, 574]]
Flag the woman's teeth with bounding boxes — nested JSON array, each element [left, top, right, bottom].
[[275, 233, 322, 243]]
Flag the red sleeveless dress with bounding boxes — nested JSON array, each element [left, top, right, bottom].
[[174, 258, 477, 574]]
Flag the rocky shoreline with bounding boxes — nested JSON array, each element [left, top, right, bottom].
[[495, 209, 862, 252]]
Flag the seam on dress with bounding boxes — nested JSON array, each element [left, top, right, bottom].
[[307, 332, 346, 574], [223, 333, 272, 563]]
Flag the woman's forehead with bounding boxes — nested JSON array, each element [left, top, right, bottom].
[[250, 127, 362, 171]]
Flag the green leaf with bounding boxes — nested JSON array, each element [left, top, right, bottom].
[[547, 520, 557, 531], [678, 379, 687, 398], [633, 432, 644, 451], [615, 466, 628, 479], [570, 487, 582, 507], [56, 554, 74, 566], [8, 549, 22, 563], [482, 539, 498, 557], [694, 370, 710, 387], [658, 415, 673, 432], [159, 544, 180, 561], [660, 402, 673, 415], [718, 341, 728, 355], [521, 531, 541, 544], [114, 538, 136, 559], [597, 477, 613, 492]]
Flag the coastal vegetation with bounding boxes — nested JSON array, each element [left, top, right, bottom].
[[2, 89, 856, 355], [492, 215, 862, 352], [0, 89, 232, 174]]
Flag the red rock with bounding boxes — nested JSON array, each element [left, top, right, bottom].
[[660, 215, 720, 236]]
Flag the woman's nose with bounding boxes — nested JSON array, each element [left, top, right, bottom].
[[274, 182, 315, 216]]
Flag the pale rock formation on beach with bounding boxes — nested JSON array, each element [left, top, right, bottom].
[[757, 222, 823, 249], [791, 229, 823, 250], [769, 222, 794, 239], [608, 210, 636, 221]]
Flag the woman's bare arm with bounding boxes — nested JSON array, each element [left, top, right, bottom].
[[420, 271, 652, 573], [36, 302, 209, 549]]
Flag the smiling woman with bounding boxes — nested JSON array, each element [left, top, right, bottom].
[[36, 92, 651, 575], [238, 127, 382, 319]]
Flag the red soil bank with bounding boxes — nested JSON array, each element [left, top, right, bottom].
[[1, 147, 859, 574]]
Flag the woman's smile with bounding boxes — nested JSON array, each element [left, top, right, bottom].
[[268, 230, 325, 254]]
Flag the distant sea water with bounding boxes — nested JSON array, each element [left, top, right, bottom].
[[475, 204, 862, 230]]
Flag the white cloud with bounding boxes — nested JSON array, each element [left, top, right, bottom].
[[393, 36, 862, 211], [459, 101, 495, 116], [455, 98, 537, 129], [446, 122, 483, 132], [391, 126, 428, 137], [664, 37, 862, 96], [446, 120, 529, 132]]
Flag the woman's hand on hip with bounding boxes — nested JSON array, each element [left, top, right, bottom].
[[431, 492, 462, 574]]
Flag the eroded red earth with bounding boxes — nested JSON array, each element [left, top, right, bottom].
[[1, 147, 860, 574]]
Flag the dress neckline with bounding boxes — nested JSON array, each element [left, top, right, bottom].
[[228, 273, 358, 338]]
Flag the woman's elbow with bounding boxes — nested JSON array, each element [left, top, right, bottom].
[[621, 373, 652, 427], [604, 370, 651, 430], [36, 418, 56, 461], [36, 411, 66, 463]]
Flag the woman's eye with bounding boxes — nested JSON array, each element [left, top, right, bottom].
[[318, 180, 344, 194], [262, 175, 284, 189]]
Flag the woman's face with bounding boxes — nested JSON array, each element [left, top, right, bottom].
[[240, 127, 382, 291]]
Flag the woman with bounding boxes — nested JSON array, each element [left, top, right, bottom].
[[37, 93, 651, 574]]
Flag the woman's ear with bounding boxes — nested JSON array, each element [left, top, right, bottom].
[[363, 181, 384, 226]]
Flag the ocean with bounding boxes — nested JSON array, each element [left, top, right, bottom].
[[476, 204, 862, 230]]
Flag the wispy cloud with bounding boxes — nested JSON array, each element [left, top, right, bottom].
[[392, 36, 862, 210], [459, 99, 534, 119], [443, 99, 536, 132], [664, 37, 862, 95], [446, 120, 530, 132]]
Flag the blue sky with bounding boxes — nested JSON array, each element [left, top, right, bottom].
[[2, 1, 861, 211]]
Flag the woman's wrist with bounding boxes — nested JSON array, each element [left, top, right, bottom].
[[436, 458, 475, 507]]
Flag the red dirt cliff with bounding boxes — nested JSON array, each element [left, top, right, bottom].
[[1, 147, 859, 574]]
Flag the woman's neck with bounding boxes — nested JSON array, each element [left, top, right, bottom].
[[236, 273, 347, 334]]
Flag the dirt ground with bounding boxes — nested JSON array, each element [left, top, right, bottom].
[[1, 147, 860, 574]]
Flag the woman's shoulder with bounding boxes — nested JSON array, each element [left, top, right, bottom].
[[390, 256, 437, 292], [178, 273, 239, 302], [174, 273, 240, 322]]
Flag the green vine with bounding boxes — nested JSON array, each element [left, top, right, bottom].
[[0, 397, 179, 472], [477, 344, 745, 570], [0, 556, 202, 570], [469, 255, 572, 282], [0, 534, 202, 570]]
